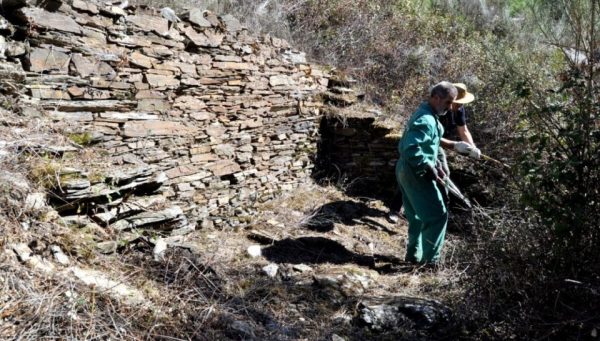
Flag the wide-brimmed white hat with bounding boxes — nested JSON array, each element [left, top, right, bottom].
[[453, 83, 475, 104]]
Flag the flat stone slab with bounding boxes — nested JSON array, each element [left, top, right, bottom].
[[145, 74, 180, 88], [19, 8, 82, 34], [122, 120, 198, 137], [72, 0, 99, 14], [39, 100, 136, 112], [221, 14, 243, 32], [126, 14, 168, 35], [112, 206, 187, 231], [28, 47, 70, 73], [173, 95, 206, 111], [71, 54, 115, 77], [206, 160, 241, 177], [70, 267, 146, 305], [182, 26, 223, 47], [129, 51, 157, 69], [184, 9, 212, 28], [98, 112, 159, 122], [269, 75, 296, 87], [213, 61, 258, 71]]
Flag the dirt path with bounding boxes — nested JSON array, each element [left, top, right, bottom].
[[164, 183, 468, 339], [2, 176, 467, 340]]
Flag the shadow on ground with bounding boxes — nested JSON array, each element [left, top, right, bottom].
[[262, 236, 374, 266], [301, 200, 395, 234], [261, 236, 409, 274]]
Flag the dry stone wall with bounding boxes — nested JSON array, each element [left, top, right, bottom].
[[0, 1, 329, 228], [314, 74, 400, 197], [316, 111, 399, 196]]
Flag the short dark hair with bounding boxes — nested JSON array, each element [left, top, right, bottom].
[[429, 81, 458, 99]]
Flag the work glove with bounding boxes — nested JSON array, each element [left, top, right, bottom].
[[454, 141, 481, 159], [468, 146, 481, 159]]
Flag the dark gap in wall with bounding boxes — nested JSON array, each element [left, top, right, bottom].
[[312, 113, 398, 202]]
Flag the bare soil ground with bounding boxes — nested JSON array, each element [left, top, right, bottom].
[[1, 183, 470, 340]]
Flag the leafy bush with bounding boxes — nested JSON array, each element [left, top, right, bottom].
[[519, 70, 600, 258], [461, 1, 600, 338]]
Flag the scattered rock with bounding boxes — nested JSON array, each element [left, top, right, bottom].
[[24, 192, 46, 211], [11, 243, 55, 273], [228, 319, 256, 340], [11, 243, 33, 262], [59, 215, 93, 228], [331, 334, 346, 341], [292, 264, 313, 273], [96, 241, 117, 254], [358, 297, 452, 332], [0, 172, 30, 214], [50, 245, 70, 266], [70, 267, 147, 305], [152, 238, 167, 261], [313, 267, 378, 296], [262, 263, 279, 278], [247, 245, 262, 258]]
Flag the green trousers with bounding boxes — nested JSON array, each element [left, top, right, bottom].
[[396, 161, 448, 264]]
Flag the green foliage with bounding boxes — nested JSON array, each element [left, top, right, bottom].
[[68, 132, 93, 146], [514, 0, 600, 267], [518, 68, 600, 261], [464, 1, 600, 338]]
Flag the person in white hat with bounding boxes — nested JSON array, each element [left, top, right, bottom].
[[439, 83, 477, 149], [438, 83, 480, 178]]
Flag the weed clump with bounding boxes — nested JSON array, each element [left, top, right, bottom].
[[67, 132, 93, 146]]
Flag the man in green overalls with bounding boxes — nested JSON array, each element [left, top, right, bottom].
[[396, 81, 460, 265]]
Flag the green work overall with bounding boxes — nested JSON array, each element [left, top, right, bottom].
[[396, 102, 448, 264]]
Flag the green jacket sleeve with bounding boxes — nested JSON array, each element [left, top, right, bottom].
[[400, 114, 437, 176]]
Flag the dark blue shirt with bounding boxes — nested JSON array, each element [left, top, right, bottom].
[[439, 106, 466, 139]]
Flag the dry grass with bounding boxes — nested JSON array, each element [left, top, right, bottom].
[[1, 160, 471, 340]]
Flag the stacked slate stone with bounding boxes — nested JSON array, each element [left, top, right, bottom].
[[2, 1, 329, 228], [316, 72, 398, 195]]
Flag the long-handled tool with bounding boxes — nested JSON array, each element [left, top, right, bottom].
[[480, 153, 511, 169], [443, 177, 472, 208]]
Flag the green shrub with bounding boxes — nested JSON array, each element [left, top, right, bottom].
[[518, 68, 600, 264], [68, 132, 93, 146], [461, 1, 600, 338]]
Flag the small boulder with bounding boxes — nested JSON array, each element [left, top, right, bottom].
[[50, 245, 70, 266], [262, 263, 279, 278], [247, 245, 262, 258]]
